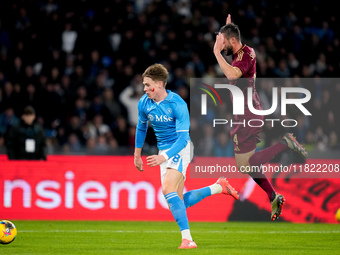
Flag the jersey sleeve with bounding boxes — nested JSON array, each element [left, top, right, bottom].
[[174, 100, 190, 132], [137, 98, 148, 124], [163, 100, 190, 159], [135, 98, 148, 148]]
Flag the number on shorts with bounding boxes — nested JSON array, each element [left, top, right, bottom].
[[233, 134, 239, 145], [173, 154, 180, 162]]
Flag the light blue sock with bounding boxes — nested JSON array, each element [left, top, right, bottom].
[[164, 192, 189, 231], [183, 187, 212, 208]]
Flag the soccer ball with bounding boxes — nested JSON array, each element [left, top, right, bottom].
[[336, 209, 340, 222], [0, 220, 17, 245]]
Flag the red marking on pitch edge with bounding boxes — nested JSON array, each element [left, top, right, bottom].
[[200, 83, 223, 105]]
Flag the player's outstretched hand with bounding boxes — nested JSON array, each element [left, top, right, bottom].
[[134, 156, 144, 171], [226, 14, 231, 24], [146, 155, 166, 167]]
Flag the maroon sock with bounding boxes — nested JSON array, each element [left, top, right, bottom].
[[248, 142, 287, 201], [249, 170, 275, 201], [249, 142, 288, 167]]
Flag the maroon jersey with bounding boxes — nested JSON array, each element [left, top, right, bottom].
[[229, 45, 263, 154], [230, 44, 262, 120]]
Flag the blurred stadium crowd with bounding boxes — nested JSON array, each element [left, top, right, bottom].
[[0, 0, 339, 156]]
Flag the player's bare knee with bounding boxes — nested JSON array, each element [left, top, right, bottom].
[[161, 186, 168, 196], [162, 183, 176, 196]]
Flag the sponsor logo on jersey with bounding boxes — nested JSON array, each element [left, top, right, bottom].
[[148, 114, 173, 122], [148, 114, 154, 121], [155, 115, 173, 122]]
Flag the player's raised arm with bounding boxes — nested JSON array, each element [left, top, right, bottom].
[[213, 32, 242, 80], [226, 14, 231, 24]]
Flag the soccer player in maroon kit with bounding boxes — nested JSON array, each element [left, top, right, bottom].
[[213, 15, 308, 220]]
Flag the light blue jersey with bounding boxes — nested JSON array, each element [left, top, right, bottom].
[[135, 90, 190, 159]]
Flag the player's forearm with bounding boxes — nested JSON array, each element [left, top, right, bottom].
[[163, 132, 190, 159], [214, 52, 241, 80], [134, 147, 142, 157]]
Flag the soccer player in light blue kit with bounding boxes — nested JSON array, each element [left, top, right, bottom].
[[134, 64, 239, 249]]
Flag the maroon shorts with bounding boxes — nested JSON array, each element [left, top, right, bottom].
[[230, 117, 263, 154]]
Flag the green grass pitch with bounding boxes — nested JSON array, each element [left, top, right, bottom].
[[2, 221, 340, 255]]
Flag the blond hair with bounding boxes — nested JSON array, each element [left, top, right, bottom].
[[142, 63, 168, 86]]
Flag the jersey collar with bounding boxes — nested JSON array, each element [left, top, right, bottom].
[[152, 89, 173, 104], [164, 90, 173, 101], [232, 44, 246, 60]]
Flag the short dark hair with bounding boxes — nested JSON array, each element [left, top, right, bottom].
[[23, 105, 35, 115], [142, 63, 168, 86], [219, 23, 241, 41]]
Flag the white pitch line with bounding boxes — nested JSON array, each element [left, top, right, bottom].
[[20, 230, 177, 233], [19, 230, 340, 234]]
